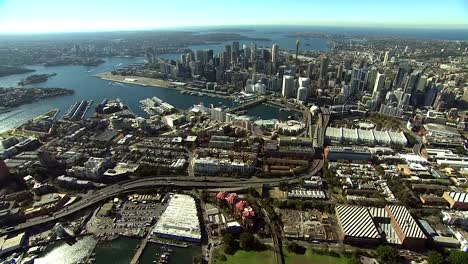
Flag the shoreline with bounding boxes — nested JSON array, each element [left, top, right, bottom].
[[94, 72, 232, 99]]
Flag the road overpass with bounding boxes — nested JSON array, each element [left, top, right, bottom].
[[2, 158, 324, 235]]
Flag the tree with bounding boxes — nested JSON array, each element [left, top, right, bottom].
[[286, 242, 306, 255], [223, 244, 236, 255], [223, 233, 235, 247], [376, 246, 400, 264], [347, 257, 360, 264], [239, 232, 256, 251], [192, 255, 203, 264], [449, 251, 468, 264], [200, 190, 209, 203], [427, 251, 444, 264]]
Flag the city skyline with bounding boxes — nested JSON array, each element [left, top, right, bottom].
[[0, 0, 467, 33]]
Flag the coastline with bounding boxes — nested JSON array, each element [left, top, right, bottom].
[[94, 72, 232, 99]]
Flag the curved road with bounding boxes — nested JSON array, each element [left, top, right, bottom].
[[2, 159, 324, 235]]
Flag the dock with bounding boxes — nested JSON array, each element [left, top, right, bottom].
[[130, 231, 151, 264]]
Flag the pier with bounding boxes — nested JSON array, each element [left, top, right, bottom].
[[130, 231, 152, 264]]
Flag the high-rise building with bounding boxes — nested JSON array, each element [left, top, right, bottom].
[[336, 64, 344, 82], [394, 62, 411, 88], [404, 70, 420, 95], [271, 44, 279, 65], [319, 56, 329, 80], [298, 77, 311, 96], [250, 43, 257, 62], [383, 51, 390, 66], [282, 75, 295, 98], [373, 73, 386, 98], [232, 41, 240, 63], [416, 75, 427, 92], [225, 45, 232, 65], [297, 87, 308, 103]]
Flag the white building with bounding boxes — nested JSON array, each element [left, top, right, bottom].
[[67, 157, 112, 180], [152, 194, 201, 243], [282, 75, 295, 98]]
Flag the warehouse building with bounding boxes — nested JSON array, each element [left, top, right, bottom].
[[335, 205, 427, 250], [152, 194, 201, 243], [326, 146, 372, 161], [386, 205, 427, 250], [443, 192, 468, 210], [325, 127, 407, 146], [335, 205, 381, 245]]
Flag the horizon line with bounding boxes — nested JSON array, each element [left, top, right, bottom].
[[0, 23, 468, 35]]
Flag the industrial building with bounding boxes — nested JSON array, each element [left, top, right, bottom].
[[443, 192, 468, 210], [152, 194, 201, 243], [326, 146, 372, 161], [326, 127, 407, 146], [386, 205, 427, 250], [335, 205, 381, 245], [423, 123, 464, 147], [191, 157, 254, 175], [0, 233, 25, 256], [335, 205, 427, 250]]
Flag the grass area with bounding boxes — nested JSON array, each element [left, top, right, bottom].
[[284, 248, 351, 264], [213, 249, 275, 264]]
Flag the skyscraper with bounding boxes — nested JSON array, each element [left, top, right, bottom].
[[383, 51, 390, 66], [232, 41, 240, 63], [319, 55, 329, 80], [225, 45, 232, 65], [298, 77, 311, 97], [282, 75, 295, 98], [272, 44, 279, 65], [250, 43, 257, 62], [373, 73, 386, 98]]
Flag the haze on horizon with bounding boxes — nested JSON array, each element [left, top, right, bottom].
[[0, 0, 467, 33]]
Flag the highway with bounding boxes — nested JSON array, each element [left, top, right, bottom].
[[2, 158, 324, 235]]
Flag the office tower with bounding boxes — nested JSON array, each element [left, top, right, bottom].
[[394, 62, 411, 88], [295, 40, 300, 65], [272, 44, 279, 65], [180, 54, 186, 65], [231, 41, 240, 63], [224, 45, 232, 65], [188, 50, 195, 62], [404, 70, 420, 95], [243, 44, 251, 61], [319, 55, 329, 80], [282, 75, 295, 98], [298, 77, 311, 96], [416, 75, 427, 92], [297, 87, 307, 102], [250, 43, 257, 62], [373, 73, 386, 98], [232, 41, 240, 54], [336, 64, 344, 82], [207, 49, 214, 63], [366, 66, 378, 91], [196, 50, 205, 65], [383, 51, 390, 66]]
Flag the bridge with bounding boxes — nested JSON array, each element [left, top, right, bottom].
[[313, 107, 330, 149], [227, 97, 267, 113]]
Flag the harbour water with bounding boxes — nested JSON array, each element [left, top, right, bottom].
[[35, 236, 200, 264], [0, 56, 296, 133]]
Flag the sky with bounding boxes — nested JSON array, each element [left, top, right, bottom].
[[0, 0, 467, 33]]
